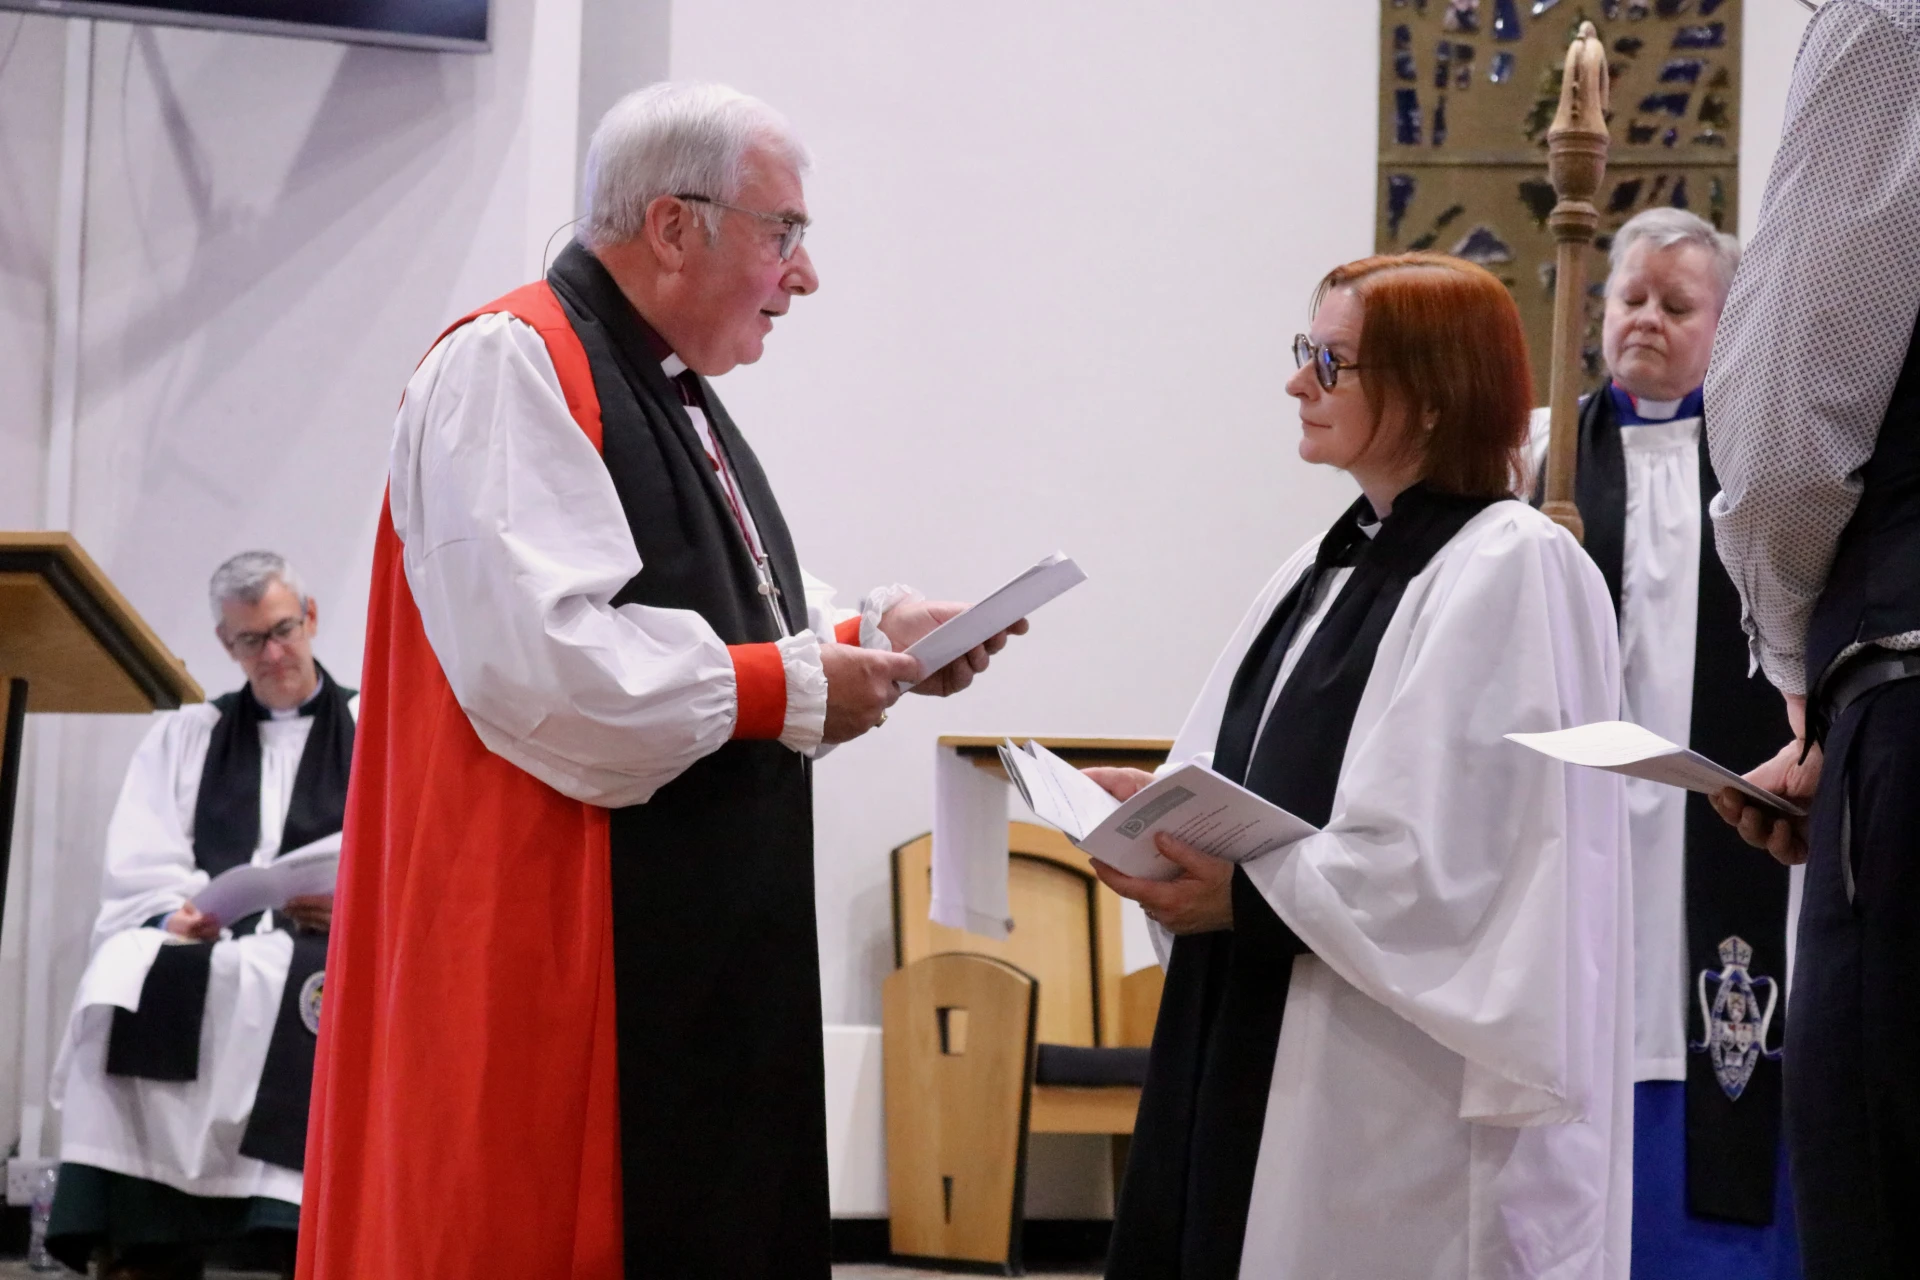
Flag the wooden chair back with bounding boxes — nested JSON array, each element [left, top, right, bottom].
[[892, 823, 1125, 1049]]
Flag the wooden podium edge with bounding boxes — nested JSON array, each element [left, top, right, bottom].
[[0, 534, 203, 708]]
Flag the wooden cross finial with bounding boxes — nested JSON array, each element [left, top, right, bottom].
[[1538, 20, 1611, 545]]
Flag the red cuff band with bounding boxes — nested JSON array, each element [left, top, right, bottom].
[[729, 643, 787, 740], [834, 615, 862, 646]]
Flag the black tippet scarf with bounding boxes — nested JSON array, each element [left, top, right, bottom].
[[105, 666, 355, 1173], [1560, 383, 1791, 1225], [1108, 484, 1495, 1279], [546, 242, 835, 1275]]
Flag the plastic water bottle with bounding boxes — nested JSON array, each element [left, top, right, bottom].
[[26, 1164, 60, 1271]]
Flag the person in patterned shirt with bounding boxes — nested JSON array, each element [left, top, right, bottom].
[[1705, 4, 1920, 1278]]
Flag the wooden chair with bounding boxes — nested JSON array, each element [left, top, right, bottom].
[[882, 822, 1164, 1273]]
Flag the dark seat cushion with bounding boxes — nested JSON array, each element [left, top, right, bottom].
[[1034, 1043, 1151, 1088]]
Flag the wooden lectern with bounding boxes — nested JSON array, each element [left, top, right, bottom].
[[0, 532, 202, 951]]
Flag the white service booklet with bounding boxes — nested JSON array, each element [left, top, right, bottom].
[[996, 739, 1319, 881], [1506, 720, 1806, 817], [899, 552, 1087, 689], [189, 844, 339, 924]]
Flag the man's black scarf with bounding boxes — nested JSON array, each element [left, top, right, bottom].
[[1559, 384, 1791, 1225], [193, 662, 357, 879], [1109, 484, 1496, 1279]]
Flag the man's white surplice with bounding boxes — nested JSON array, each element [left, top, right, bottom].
[[49, 696, 354, 1203], [1152, 501, 1632, 1279]]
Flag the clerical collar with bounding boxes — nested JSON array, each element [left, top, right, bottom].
[[265, 674, 327, 722], [1608, 380, 1703, 425]]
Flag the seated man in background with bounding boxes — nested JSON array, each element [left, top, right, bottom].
[[1534, 206, 1800, 1278], [43, 552, 355, 1280]]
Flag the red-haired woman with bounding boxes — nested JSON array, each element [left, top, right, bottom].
[[1090, 255, 1633, 1279]]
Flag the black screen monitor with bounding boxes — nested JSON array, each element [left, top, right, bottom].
[[0, 1, 489, 52]]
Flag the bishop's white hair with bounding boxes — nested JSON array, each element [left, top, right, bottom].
[[1608, 206, 1741, 302], [208, 550, 307, 624], [581, 82, 811, 252]]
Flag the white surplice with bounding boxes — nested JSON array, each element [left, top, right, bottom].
[[1151, 500, 1632, 1279], [49, 692, 356, 1202], [388, 312, 908, 809], [1528, 403, 1806, 1079]]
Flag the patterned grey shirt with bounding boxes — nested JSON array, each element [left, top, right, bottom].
[[1705, 0, 1920, 696]]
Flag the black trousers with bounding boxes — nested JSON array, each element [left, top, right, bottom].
[[1787, 677, 1920, 1279]]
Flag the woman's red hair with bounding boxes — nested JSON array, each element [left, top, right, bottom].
[[1313, 253, 1533, 499]]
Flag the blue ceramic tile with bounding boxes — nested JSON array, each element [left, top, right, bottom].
[[1386, 173, 1417, 239], [1490, 50, 1516, 82], [1606, 178, 1644, 213], [1433, 94, 1449, 146], [1628, 121, 1658, 144], [1397, 51, 1418, 82], [1639, 91, 1691, 116], [1530, 0, 1562, 14], [1517, 177, 1557, 226], [1614, 36, 1645, 56], [1395, 23, 1412, 50], [1659, 58, 1704, 83], [1493, 0, 1523, 41], [1452, 43, 1475, 89], [1655, 0, 1692, 16], [1443, 0, 1481, 34], [1663, 126, 1678, 147], [1673, 23, 1726, 49], [1396, 88, 1423, 145], [1451, 225, 1514, 265], [1700, 0, 1726, 12], [1671, 176, 1690, 209], [1435, 41, 1454, 89]]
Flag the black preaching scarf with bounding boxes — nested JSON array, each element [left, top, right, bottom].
[[1108, 484, 1495, 1280], [193, 662, 357, 880], [1561, 384, 1791, 1225], [547, 243, 832, 1275], [106, 666, 355, 1102]]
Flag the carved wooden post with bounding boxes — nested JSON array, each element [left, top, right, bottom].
[[1540, 20, 1611, 545]]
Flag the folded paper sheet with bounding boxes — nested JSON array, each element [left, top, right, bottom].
[[190, 844, 339, 924], [1506, 720, 1805, 817], [998, 739, 1318, 881], [900, 552, 1086, 688]]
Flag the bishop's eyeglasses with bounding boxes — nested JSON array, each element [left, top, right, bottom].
[[675, 193, 810, 262], [226, 615, 307, 657], [1293, 334, 1365, 392]]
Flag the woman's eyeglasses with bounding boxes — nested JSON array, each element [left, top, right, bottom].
[[1293, 335, 1364, 392]]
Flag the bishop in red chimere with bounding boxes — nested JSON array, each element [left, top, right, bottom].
[[298, 83, 1024, 1280]]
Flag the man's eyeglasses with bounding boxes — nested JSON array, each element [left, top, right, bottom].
[[675, 194, 809, 262], [226, 615, 306, 658], [1293, 334, 1365, 392]]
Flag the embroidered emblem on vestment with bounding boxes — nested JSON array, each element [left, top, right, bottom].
[[299, 971, 325, 1036], [1688, 935, 1782, 1100]]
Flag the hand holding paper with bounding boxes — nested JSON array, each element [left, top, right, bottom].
[[998, 739, 1318, 880], [896, 553, 1085, 691], [189, 844, 340, 925], [1505, 720, 1806, 817]]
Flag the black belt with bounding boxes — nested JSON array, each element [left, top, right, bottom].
[[1812, 647, 1920, 745]]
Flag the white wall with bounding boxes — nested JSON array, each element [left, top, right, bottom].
[[0, 0, 581, 1161], [669, 0, 1379, 1027]]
